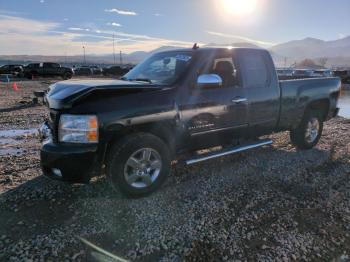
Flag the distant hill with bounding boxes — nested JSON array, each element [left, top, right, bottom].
[[0, 42, 258, 65], [1, 37, 350, 67], [270, 36, 350, 66]]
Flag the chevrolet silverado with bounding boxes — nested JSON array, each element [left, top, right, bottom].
[[40, 47, 341, 196]]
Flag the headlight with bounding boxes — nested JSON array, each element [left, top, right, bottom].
[[59, 114, 98, 143]]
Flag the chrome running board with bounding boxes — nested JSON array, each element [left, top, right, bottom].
[[186, 140, 273, 165]]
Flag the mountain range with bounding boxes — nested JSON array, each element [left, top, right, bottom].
[[1, 36, 350, 67]]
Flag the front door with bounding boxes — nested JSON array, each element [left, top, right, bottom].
[[179, 50, 248, 148]]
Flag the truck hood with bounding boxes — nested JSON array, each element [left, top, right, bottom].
[[45, 79, 164, 109]]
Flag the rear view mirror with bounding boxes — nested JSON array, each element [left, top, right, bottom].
[[197, 74, 222, 88]]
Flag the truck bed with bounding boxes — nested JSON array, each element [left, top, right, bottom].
[[278, 77, 341, 129]]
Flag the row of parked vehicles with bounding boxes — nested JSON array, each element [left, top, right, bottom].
[[0, 63, 133, 80], [276, 68, 350, 83]]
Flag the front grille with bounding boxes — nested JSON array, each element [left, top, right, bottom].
[[49, 109, 60, 143]]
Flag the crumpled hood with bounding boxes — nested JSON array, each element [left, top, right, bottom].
[[45, 79, 162, 109]]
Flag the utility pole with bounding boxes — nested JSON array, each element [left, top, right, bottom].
[[82, 45, 86, 65], [112, 33, 116, 65], [64, 51, 67, 65], [119, 51, 123, 65]]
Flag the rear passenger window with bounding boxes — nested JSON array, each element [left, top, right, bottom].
[[240, 52, 269, 88]]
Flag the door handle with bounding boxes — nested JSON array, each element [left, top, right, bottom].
[[232, 97, 247, 104]]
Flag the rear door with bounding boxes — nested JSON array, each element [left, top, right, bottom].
[[237, 49, 280, 133]]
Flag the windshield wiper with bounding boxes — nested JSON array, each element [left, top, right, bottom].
[[129, 78, 153, 84]]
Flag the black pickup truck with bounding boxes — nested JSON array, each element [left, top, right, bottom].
[[24, 62, 73, 79], [40, 47, 341, 196]]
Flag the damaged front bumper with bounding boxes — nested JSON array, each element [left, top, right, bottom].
[[39, 122, 102, 183]]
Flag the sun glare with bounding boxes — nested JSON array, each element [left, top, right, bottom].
[[221, 0, 258, 16]]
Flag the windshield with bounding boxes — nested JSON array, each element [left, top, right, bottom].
[[123, 51, 193, 85]]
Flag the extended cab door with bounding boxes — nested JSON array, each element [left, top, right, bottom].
[[179, 50, 248, 144], [237, 49, 280, 134]]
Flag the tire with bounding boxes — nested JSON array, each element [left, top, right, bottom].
[[290, 110, 323, 150], [106, 133, 171, 197], [62, 72, 72, 80]]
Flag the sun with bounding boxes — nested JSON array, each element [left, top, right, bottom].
[[221, 0, 258, 16]]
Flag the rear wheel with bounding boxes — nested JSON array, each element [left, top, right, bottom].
[[106, 133, 171, 197], [290, 110, 323, 149]]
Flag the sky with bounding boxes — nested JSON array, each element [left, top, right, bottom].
[[0, 0, 350, 55]]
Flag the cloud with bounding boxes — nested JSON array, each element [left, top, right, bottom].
[[338, 33, 345, 39], [40, 0, 44, 3], [0, 14, 58, 34], [0, 9, 25, 15], [69, 27, 90, 32], [63, 18, 69, 21], [0, 15, 197, 55], [107, 22, 121, 27], [104, 8, 137, 16], [206, 30, 275, 47], [154, 13, 164, 17]]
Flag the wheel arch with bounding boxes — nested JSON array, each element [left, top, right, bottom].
[[104, 121, 177, 163], [304, 98, 330, 121]]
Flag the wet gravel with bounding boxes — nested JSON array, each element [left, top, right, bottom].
[[0, 80, 350, 261]]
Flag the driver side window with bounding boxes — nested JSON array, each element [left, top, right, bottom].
[[200, 55, 238, 88]]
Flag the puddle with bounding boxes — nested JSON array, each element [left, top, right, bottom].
[[0, 148, 24, 156], [0, 129, 37, 156], [0, 138, 20, 145], [0, 129, 38, 138]]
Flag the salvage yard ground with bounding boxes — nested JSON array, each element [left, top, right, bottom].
[[0, 80, 350, 261]]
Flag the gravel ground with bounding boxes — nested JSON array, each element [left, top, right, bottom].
[[0, 80, 350, 261]]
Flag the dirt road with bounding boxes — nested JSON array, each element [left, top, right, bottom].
[[0, 80, 349, 261]]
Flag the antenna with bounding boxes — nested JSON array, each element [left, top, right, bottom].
[[192, 43, 199, 50]]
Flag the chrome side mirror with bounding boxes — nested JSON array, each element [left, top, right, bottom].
[[197, 74, 222, 88]]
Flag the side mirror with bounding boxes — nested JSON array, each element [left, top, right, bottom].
[[197, 74, 222, 88]]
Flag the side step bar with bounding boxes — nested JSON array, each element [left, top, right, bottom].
[[186, 140, 273, 165]]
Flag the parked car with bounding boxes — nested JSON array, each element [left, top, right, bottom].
[[276, 68, 294, 77], [89, 65, 103, 75], [0, 64, 24, 77], [293, 69, 315, 78], [74, 67, 93, 76], [313, 69, 333, 77], [24, 62, 73, 79], [102, 65, 131, 76], [40, 47, 341, 196], [276, 68, 295, 80], [333, 70, 350, 83]]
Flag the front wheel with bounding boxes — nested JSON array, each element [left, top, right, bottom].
[[290, 110, 323, 150], [106, 133, 171, 197]]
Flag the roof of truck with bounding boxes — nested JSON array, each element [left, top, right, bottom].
[[158, 47, 265, 53]]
